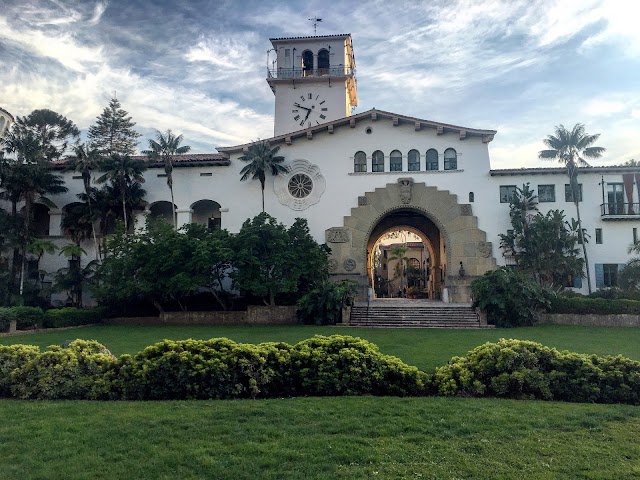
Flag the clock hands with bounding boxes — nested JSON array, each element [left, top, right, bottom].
[[293, 102, 311, 111], [303, 109, 312, 123]]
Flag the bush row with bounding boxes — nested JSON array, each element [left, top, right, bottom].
[[1, 336, 639, 405], [550, 296, 640, 315], [0, 307, 103, 332], [434, 339, 640, 404], [0, 335, 427, 400]]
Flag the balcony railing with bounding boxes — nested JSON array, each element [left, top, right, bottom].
[[267, 66, 355, 79], [600, 202, 640, 218]]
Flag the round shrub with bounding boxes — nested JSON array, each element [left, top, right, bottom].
[[290, 335, 429, 396], [434, 338, 640, 404], [10, 340, 116, 400]]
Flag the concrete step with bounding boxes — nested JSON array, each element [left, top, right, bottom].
[[348, 303, 481, 328]]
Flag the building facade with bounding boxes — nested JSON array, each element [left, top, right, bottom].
[[3, 34, 638, 303]]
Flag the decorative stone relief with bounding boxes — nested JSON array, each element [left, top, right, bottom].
[[326, 227, 350, 243], [460, 204, 472, 216], [477, 241, 492, 258], [343, 258, 356, 271], [358, 196, 368, 206], [327, 259, 338, 272], [398, 178, 413, 204], [274, 159, 326, 211]]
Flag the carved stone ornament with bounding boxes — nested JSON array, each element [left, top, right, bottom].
[[326, 227, 350, 243], [273, 159, 326, 211], [343, 258, 357, 271], [358, 196, 368, 206], [460, 204, 473, 216], [477, 241, 492, 258], [398, 178, 414, 205], [328, 259, 339, 273]]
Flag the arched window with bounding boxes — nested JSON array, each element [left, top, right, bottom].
[[302, 50, 314, 77], [372, 150, 384, 172], [192, 200, 222, 231], [408, 149, 420, 171], [444, 148, 457, 170], [318, 49, 330, 75], [354, 151, 367, 172], [469, 192, 475, 203], [408, 258, 420, 269], [390, 150, 402, 171], [426, 149, 438, 170]]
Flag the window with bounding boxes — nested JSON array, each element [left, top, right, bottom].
[[538, 185, 555, 202], [603, 264, 619, 287], [607, 183, 624, 214], [469, 192, 474, 203], [500, 185, 517, 203], [301, 50, 313, 76], [354, 151, 366, 172], [390, 150, 402, 171], [444, 148, 457, 170], [408, 149, 420, 171], [317, 49, 330, 75], [595, 228, 602, 244], [634, 228, 638, 244], [372, 150, 384, 172], [288, 174, 313, 198], [426, 149, 438, 170], [408, 258, 420, 269], [564, 184, 583, 202]]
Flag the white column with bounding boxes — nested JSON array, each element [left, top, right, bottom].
[[176, 209, 193, 228], [49, 209, 62, 236]]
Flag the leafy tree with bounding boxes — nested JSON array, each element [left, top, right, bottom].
[[231, 214, 327, 306], [54, 244, 96, 308], [388, 245, 409, 293], [471, 268, 552, 327], [87, 98, 141, 156], [499, 184, 584, 289], [142, 130, 191, 229], [14, 109, 79, 161], [239, 140, 289, 212], [96, 153, 147, 232], [624, 159, 639, 167], [297, 280, 358, 325], [539, 124, 605, 293]]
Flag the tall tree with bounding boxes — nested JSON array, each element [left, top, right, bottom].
[[388, 245, 409, 294], [142, 130, 191, 228], [539, 124, 605, 293], [239, 140, 289, 212], [96, 154, 146, 233], [15, 109, 79, 162], [87, 98, 141, 156], [67, 143, 102, 260]]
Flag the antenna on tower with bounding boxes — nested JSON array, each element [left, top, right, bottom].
[[308, 17, 322, 35]]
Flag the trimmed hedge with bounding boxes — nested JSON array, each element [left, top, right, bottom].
[[43, 307, 104, 328], [0, 307, 44, 331], [434, 338, 640, 404], [550, 296, 640, 315], [0, 336, 638, 405]]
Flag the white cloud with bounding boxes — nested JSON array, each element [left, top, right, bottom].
[[582, 99, 627, 117], [88, 2, 108, 26]]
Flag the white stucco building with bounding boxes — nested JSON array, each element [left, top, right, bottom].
[[4, 34, 639, 303]]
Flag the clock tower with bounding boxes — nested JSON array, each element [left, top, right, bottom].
[[267, 33, 358, 136]]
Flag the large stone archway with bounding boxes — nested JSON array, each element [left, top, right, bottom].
[[325, 178, 497, 303]]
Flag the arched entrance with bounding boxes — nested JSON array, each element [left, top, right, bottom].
[[324, 179, 497, 303], [368, 214, 442, 299]]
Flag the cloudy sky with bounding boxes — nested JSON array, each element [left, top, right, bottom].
[[1, 0, 639, 168]]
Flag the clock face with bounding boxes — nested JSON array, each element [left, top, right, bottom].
[[291, 92, 329, 129]]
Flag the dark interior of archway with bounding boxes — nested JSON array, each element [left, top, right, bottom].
[[368, 209, 441, 266]]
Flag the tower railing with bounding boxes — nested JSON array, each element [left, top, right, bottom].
[[267, 66, 355, 79]]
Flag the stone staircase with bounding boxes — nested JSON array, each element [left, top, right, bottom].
[[347, 299, 487, 328]]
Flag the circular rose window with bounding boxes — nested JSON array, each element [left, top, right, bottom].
[[288, 173, 313, 198]]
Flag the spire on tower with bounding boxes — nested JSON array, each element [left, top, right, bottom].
[[308, 17, 322, 35]]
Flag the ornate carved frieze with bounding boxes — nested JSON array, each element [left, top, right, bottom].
[[460, 204, 472, 216], [477, 241, 492, 258], [398, 178, 413, 205], [343, 258, 356, 271], [358, 196, 368, 206], [328, 259, 339, 272], [326, 227, 350, 243]]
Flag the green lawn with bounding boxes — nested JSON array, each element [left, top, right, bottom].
[[2, 324, 640, 479], [2, 323, 640, 371], [0, 397, 638, 479]]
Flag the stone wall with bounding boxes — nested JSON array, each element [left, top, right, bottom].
[[106, 306, 298, 326], [537, 313, 640, 327]]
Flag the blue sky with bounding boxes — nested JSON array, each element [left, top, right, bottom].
[[1, 0, 638, 168]]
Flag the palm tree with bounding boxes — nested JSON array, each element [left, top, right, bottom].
[[96, 153, 146, 232], [142, 130, 191, 228], [539, 123, 605, 293], [388, 245, 409, 295], [239, 140, 289, 212], [67, 143, 102, 260]]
